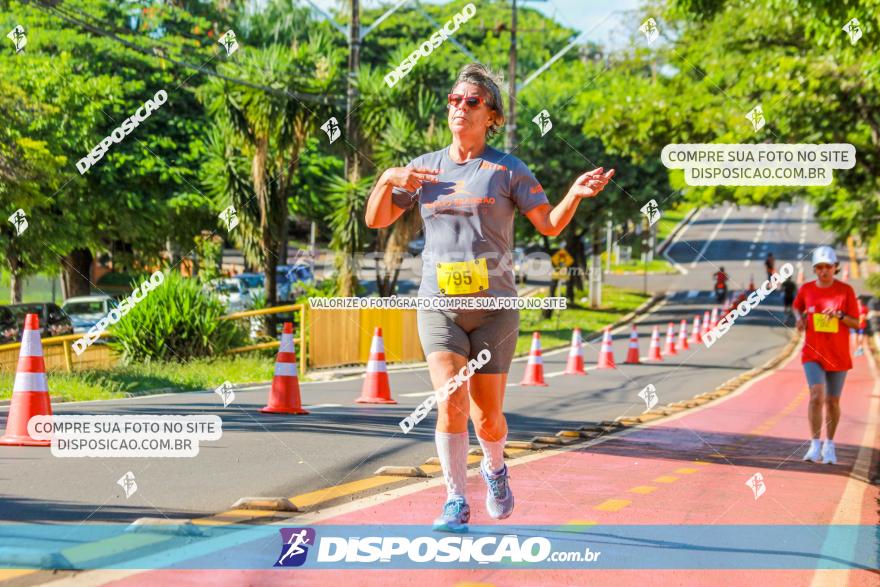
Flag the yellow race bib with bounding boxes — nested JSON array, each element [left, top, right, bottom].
[[812, 313, 839, 333], [436, 258, 489, 295]]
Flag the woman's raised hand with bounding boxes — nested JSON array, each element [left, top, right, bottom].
[[567, 167, 615, 200]]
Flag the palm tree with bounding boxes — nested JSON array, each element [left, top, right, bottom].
[[200, 36, 342, 316]]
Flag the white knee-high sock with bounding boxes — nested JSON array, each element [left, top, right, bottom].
[[477, 433, 507, 475], [435, 431, 469, 499]]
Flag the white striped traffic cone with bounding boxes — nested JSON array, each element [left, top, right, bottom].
[[521, 332, 548, 386], [260, 322, 309, 414], [624, 325, 641, 364], [563, 328, 587, 375], [356, 327, 397, 403], [646, 325, 663, 361], [664, 322, 677, 356], [597, 327, 616, 369], [0, 314, 53, 446], [676, 319, 690, 351], [701, 310, 711, 336], [689, 315, 703, 344], [710, 307, 719, 328]]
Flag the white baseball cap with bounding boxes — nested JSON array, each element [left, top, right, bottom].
[[811, 245, 838, 266]]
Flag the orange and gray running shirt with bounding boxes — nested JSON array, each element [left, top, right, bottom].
[[391, 145, 549, 298]]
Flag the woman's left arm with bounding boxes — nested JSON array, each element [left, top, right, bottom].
[[525, 168, 615, 237]]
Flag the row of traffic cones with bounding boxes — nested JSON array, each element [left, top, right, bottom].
[[2, 318, 401, 446], [2, 309, 728, 445]]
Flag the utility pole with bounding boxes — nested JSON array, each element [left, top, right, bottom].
[[505, 0, 517, 152], [345, 0, 361, 181]]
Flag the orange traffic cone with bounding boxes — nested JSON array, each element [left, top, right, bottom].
[[597, 327, 616, 369], [520, 332, 548, 386], [624, 325, 641, 364], [676, 319, 690, 352], [260, 322, 309, 414], [701, 311, 711, 336], [689, 315, 703, 344], [646, 325, 663, 361], [664, 322, 677, 356], [710, 307, 719, 328], [356, 327, 397, 403], [0, 314, 53, 446], [564, 328, 587, 375], [796, 266, 804, 286]]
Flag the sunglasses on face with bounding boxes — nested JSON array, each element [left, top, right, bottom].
[[448, 93, 488, 109], [814, 264, 834, 270]]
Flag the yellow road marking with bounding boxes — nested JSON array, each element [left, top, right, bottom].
[[674, 468, 698, 474], [194, 508, 281, 526], [653, 475, 678, 483], [594, 499, 631, 512], [564, 520, 599, 526], [0, 570, 36, 581], [289, 475, 405, 509], [628, 485, 658, 494]]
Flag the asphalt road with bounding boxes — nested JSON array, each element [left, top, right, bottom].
[[0, 201, 847, 523]]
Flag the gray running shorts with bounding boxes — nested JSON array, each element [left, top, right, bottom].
[[803, 361, 847, 397], [416, 308, 519, 374]]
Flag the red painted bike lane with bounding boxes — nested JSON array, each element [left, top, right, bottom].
[[99, 345, 879, 587]]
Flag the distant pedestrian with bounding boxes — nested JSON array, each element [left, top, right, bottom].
[[782, 276, 797, 316]]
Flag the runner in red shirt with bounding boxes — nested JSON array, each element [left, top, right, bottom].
[[854, 299, 868, 357], [792, 246, 860, 465]]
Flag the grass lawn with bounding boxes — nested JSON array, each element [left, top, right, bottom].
[[0, 353, 277, 402], [515, 285, 651, 355], [0, 274, 61, 304]]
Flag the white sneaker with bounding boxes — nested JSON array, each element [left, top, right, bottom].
[[802, 442, 822, 462], [854, 347, 864, 357], [821, 441, 837, 465]]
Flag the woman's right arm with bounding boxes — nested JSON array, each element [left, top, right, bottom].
[[365, 167, 440, 229]]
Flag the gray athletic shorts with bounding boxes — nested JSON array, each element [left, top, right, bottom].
[[803, 361, 848, 397], [416, 308, 519, 374]]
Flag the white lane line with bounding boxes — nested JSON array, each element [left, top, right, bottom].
[[663, 208, 703, 275], [689, 205, 734, 268], [304, 403, 343, 409]]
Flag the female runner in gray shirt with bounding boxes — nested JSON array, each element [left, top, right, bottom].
[[366, 63, 613, 532]]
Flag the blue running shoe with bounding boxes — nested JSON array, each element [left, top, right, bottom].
[[432, 497, 470, 533], [481, 462, 514, 519]]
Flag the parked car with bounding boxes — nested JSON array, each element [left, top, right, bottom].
[[207, 278, 252, 312], [0, 306, 21, 344], [235, 273, 265, 298], [8, 303, 74, 339], [62, 295, 117, 334], [277, 264, 315, 300]]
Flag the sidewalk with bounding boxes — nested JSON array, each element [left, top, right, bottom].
[[58, 340, 878, 586]]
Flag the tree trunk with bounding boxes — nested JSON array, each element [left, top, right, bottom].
[[61, 248, 93, 300]]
